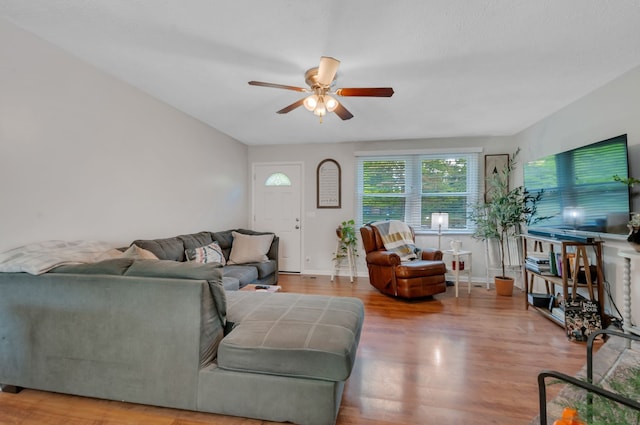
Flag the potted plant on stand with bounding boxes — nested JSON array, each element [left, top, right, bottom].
[[470, 149, 547, 296], [332, 219, 358, 281]]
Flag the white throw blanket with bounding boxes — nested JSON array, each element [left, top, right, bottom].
[[0, 240, 119, 275], [371, 220, 418, 261]]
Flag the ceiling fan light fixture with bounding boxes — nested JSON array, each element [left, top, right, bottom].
[[317, 56, 340, 87], [324, 95, 338, 112], [313, 99, 326, 117], [303, 94, 318, 111], [248, 56, 393, 122]]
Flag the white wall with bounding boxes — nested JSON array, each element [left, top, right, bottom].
[[515, 65, 640, 326], [0, 20, 249, 252], [248, 136, 515, 278]]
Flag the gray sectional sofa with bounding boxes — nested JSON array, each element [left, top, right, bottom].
[[0, 233, 365, 425], [131, 228, 279, 290]]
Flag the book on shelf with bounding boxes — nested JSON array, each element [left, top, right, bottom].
[[551, 306, 565, 322], [566, 253, 576, 277], [549, 251, 557, 275], [525, 263, 554, 275], [526, 255, 550, 264], [525, 256, 551, 274], [556, 252, 563, 277]]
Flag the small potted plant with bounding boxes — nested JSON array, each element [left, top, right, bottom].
[[470, 149, 547, 295], [334, 219, 358, 262]]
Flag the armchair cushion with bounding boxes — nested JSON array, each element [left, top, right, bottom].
[[395, 260, 446, 278]]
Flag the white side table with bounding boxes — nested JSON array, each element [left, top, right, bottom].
[[442, 250, 472, 297]]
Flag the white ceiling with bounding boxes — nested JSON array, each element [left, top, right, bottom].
[[2, 0, 640, 146]]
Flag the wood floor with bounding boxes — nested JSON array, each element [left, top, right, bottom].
[[0, 274, 596, 425]]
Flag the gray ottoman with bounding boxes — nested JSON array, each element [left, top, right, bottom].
[[196, 291, 364, 425]]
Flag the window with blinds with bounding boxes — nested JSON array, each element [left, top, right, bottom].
[[356, 152, 480, 231]]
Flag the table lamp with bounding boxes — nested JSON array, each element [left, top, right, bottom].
[[431, 212, 449, 250]]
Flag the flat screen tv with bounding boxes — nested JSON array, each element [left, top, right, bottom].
[[524, 134, 630, 240]]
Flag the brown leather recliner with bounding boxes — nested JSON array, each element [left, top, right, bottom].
[[360, 223, 447, 299]]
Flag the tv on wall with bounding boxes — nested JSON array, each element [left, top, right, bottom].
[[524, 134, 631, 240]]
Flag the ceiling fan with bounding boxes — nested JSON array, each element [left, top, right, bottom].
[[248, 56, 394, 122]]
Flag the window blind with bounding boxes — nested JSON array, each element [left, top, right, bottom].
[[356, 152, 480, 231]]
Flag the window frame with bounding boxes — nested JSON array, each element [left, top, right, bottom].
[[355, 149, 481, 234]]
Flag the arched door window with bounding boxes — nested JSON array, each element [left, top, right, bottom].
[[265, 172, 292, 186]]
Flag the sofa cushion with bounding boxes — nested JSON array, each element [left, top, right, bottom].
[[125, 259, 227, 360], [50, 258, 135, 275], [212, 230, 234, 260], [222, 276, 240, 291], [178, 232, 214, 251], [122, 244, 159, 260], [223, 265, 259, 287], [247, 259, 277, 279], [125, 259, 221, 281], [213, 229, 276, 263], [220, 292, 365, 381], [186, 242, 226, 265], [131, 237, 185, 261], [395, 260, 446, 278], [228, 232, 274, 264]]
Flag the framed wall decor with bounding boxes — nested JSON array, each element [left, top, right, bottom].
[[484, 154, 509, 202], [317, 158, 341, 208]]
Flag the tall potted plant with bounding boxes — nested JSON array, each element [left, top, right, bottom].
[[470, 149, 546, 295]]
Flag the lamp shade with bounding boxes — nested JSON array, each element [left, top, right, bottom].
[[324, 95, 338, 112], [303, 95, 318, 111], [431, 212, 449, 230]]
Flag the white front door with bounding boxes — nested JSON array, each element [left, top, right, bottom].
[[253, 163, 302, 273]]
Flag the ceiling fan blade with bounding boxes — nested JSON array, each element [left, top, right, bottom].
[[335, 87, 394, 97], [249, 81, 307, 92], [333, 102, 354, 120], [276, 98, 305, 114], [317, 56, 340, 86]]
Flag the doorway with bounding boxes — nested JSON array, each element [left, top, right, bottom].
[[252, 163, 303, 273]]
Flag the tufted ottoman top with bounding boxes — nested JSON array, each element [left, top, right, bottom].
[[220, 292, 364, 381]]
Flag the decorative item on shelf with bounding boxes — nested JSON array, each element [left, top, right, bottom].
[[628, 212, 640, 252], [450, 239, 462, 253], [431, 212, 449, 250], [613, 174, 640, 252], [470, 148, 550, 296]]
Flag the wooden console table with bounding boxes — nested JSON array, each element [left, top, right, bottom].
[[522, 234, 605, 328]]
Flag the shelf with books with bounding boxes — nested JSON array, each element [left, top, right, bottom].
[[521, 234, 605, 329]]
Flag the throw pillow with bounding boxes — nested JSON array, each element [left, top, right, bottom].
[[121, 244, 159, 260], [227, 231, 274, 264], [185, 241, 226, 265]]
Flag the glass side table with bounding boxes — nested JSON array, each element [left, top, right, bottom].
[[442, 249, 472, 297]]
